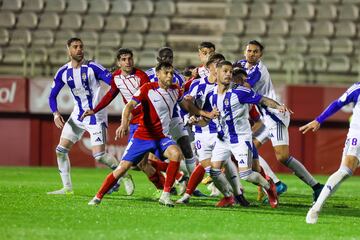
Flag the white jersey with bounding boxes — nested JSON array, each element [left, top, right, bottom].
[[235, 59, 288, 125], [49, 61, 112, 125], [207, 85, 262, 143], [197, 65, 210, 79]]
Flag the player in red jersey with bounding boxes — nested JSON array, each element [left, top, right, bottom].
[[82, 48, 166, 193], [87, 62, 218, 207]]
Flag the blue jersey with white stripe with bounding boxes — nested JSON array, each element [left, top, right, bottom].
[[49, 60, 112, 125], [206, 85, 262, 143], [145, 67, 185, 118], [188, 76, 217, 134]]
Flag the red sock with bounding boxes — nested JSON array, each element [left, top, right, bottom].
[[148, 170, 165, 189], [96, 172, 117, 199], [164, 161, 180, 192], [175, 171, 184, 181], [149, 159, 168, 172], [186, 164, 205, 195]]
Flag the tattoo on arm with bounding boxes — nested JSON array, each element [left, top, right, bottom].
[[259, 96, 281, 109]]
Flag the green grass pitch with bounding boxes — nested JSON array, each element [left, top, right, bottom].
[[0, 167, 359, 240]]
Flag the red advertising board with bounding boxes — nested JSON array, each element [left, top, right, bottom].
[[0, 77, 27, 112]]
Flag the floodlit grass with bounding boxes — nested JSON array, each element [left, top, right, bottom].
[[0, 167, 359, 240]]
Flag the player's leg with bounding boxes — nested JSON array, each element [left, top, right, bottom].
[[161, 140, 183, 207], [88, 137, 153, 205], [307, 137, 360, 224], [270, 122, 323, 201], [48, 118, 82, 194]]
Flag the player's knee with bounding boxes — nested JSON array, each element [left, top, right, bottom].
[[239, 169, 253, 181], [210, 168, 221, 178], [55, 145, 69, 157]]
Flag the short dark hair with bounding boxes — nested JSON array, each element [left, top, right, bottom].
[[247, 40, 264, 52], [116, 48, 133, 60], [155, 61, 173, 72], [206, 53, 225, 67], [67, 37, 82, 47], [183, 65, 196, 77], [158, 47, 173, 57], [198, 41, 216, 51], [233, 67, 247, 77], [216, 60, 233, 69]]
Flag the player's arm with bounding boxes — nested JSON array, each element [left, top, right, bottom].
[[81, 77, 120, 120], [49, 73, 66, 129], [115, 99, 138, 140], [179, 98, 219, 120], [89, 61, 113, 85], [259, 96, 293, 114]]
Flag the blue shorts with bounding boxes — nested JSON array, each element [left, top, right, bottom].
[[128, 124, 138, 142], [122, 137, 176, 164]]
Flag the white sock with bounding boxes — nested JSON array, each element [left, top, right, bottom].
[[224, 159, 243, 195], [284, 156, 317, 187], [240, 169, 270, 190], [180, 160, 189, 177], [313, 166, 353, 212], [185, 157, 197, 175], [56, 145, 72, 189], [258, 155, 280, 183], [94, 152, 119, 169], [210, 168, 232, 197]]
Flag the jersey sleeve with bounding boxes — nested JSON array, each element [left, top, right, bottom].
[[177, 86, 184, 102], [188, 79, 201, 97], [132, 83, 148, 103], [234, 87, 262, 104], [89, 61, 112, 85], [138, 70, 151, 86], [316, 84, 360, 123], [93, 77, 120, 113], [48, 70, 65, 113]]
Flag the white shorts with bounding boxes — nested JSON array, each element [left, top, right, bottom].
[[254, 121, 289, 146], [342, 135, 360, 165], [194, 132, 217, 161], [169, 117, 188, 141], [211, 137, 253, 168], [60, 117, 107, 146]]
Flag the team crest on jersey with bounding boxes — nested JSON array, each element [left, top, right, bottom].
[[82, 73, 86, 81], [224, 98, 230, 106]]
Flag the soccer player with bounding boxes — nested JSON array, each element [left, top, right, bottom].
[[193, 42, 215, 79], [88, 62, 218, 207], [232, 66, 288, 202], [177, 53, 242, 205], [145, 47, 200, 193], [47, 37, 120, 194], [81, 48, 165, 192], [208, 61, 291, 208], [300, 82, 360, 224], [234, 40, 324, 202]]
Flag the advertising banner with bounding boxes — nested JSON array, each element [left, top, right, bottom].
[[0, 77, 27, 112]]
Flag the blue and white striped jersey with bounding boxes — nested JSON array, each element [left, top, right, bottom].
[[206, 85, 262, 143], [234, 59, 286, 124], [49, 60, 112, 125], [145, 67, 186, 118], [188, 76, 217, 134]]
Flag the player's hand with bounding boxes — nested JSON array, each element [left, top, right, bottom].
[[80, 109, 95, 120], [206, 107, 220, 119], [184, 95, 193, 101], [53, 112, 65, 129], [278, 104, 294, 115], [186, 116, 199, 126], [299, 120, 320, 134], [115, 125, 129, 140]]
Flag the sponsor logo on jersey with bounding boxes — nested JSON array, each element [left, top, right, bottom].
[[95, 137, 102, 142]]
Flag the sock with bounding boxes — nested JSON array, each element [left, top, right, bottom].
[[224, 158, 243, 195], [56, 145, 72, 189], [186, 164, 206, 195], [258, 155, 280, 183], [164, 161, 180, 192], [205, 166, 211, 174], [185, 157, 197, 175], [210, 168, 232, 197], [148, 171, 165, 190], [176, 171, 184, 181], [284, 156, 318, 187], [94, 152, 119, 169], [149, 159, 168, 172], [240, 169, 270, 190], [259, 166, 269, 180], [96, 172, 118, 199], [180, 160, 189, 177], [312, 166, 353, 212]]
